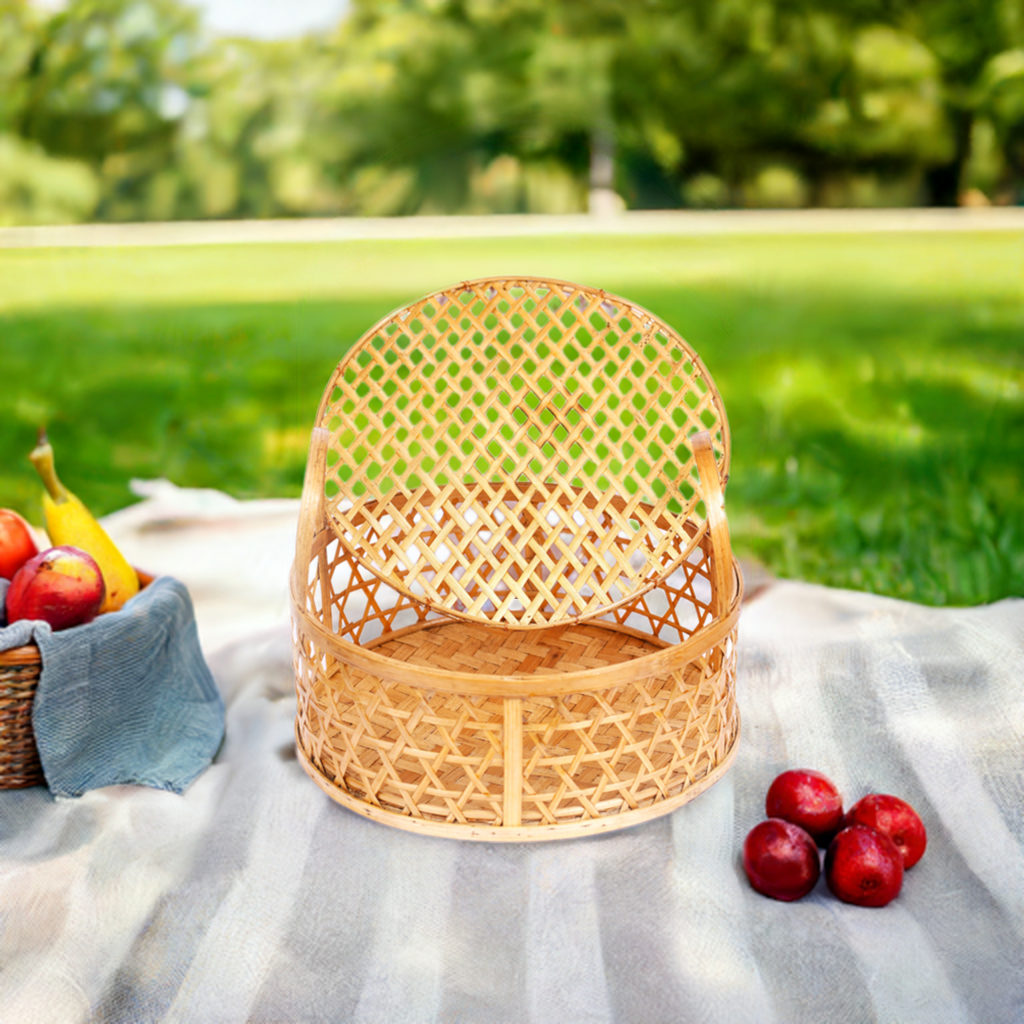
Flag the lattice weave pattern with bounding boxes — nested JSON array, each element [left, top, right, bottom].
[[319, 277, 729, 627]]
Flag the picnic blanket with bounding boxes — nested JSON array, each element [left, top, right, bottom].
[[1, 482, 1022, 1024]]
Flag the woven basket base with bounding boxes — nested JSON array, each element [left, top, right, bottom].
[[295, 616, 740, 842], [366, 619, 667, 677], [296, 719, 739, 842]]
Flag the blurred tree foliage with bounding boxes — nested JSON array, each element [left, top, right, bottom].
[[0, 0, 1021, 224]]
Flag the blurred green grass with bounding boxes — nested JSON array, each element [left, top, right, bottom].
[[1, 230, 1022, 606]]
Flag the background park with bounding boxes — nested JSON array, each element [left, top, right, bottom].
[[1, 0, 1022, 608]]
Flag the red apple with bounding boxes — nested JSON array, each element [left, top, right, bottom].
[[743, 818, 821, 901], [6, 546, 106, 631], [844, 794, 927, 868], [825, 825, 904, 907], [0, 509, 40, 580], [766, 769, 844, 846]]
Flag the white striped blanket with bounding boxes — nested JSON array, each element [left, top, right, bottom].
[[1, 487, 1021, 1023]]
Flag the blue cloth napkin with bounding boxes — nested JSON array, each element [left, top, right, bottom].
[[0, 576, 224, 797]]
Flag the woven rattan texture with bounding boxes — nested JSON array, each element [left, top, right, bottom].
[[292, 532, 739, 836], [318, 277, 729, 628], [377, 621, 664, 677], [0, 649, 45, 789]]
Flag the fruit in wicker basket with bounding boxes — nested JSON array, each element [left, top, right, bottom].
[[0, 509, 40, 580], [742, 818, 821, 901], [825, 824, 904, 907], [766, 768, 844, 846], [843, 794, 927, 868], [29, 431, 138, 613], [6, 546, 105, 631]]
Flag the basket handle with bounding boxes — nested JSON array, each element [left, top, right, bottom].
[[294, 427, 330, 589], [691, 430, 735, 620]]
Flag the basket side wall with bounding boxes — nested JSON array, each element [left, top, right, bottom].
[[292, 529, 740, 836], [293, 623, 737, 830], [0, 650, 46, 789]]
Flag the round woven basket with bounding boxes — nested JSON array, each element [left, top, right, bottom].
[[292, 523, 741, 840], [291, 278, 742, 841]]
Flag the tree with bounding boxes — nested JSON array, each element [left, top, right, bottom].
[[978, 46, 1024, 198], [0, 0, 38, 134], [323, 0, 543, 213], [19, 0, 203, 218], [893, 0, 1024, 203], [5, 0, 1022, 220]]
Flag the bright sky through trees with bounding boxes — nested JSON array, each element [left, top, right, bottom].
[[186, 0, 348, 39]]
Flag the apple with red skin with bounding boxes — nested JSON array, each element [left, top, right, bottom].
[[0, 509, 40, 581], [766, 769, 845, 846], [844, 794, 927, 868], [743, 818, 821, 901], [825, 825, 904, 907], [6, 546, 106, 631]]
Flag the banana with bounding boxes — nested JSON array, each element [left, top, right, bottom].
[[28, 431, 139, 613]]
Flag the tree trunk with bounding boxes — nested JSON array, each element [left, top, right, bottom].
[[925, 108, 973, 207], [589, 125, 622, 216]]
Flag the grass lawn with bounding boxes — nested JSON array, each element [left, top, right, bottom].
[[1, 229, 1022, 606]]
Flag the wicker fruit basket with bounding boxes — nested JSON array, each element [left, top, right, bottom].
[[290, 277, 743, 840], [0, 570, 153, 790]]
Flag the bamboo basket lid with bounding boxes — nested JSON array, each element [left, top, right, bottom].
[[315, 276, 729, 629]]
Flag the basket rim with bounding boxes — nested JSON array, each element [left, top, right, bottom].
[[0, 645, 42, 666], [290, 554, 742, 699], [313, 275, 732, 630]]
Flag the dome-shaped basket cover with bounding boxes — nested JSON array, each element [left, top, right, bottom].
[[316, 277, 729, 629]]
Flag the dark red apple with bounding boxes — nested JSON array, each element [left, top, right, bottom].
[[766, 768, 844, 846], [0, 509, 40, 580], [6, 546, 105, 631], [743, 818, 821, 901], [825, 825, 904, 907], [844, 794, 927, 868]]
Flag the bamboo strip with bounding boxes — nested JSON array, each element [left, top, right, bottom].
[[692, 431, 734, 620], [503, 698, 524, 827], [295, 426, 329, 590]]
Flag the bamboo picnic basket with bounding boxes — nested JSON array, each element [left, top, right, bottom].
[[290, 277, 743, 840]]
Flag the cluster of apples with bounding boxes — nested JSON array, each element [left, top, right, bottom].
[[1, 509, 107, 631], [743, 769, 927, 907]]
